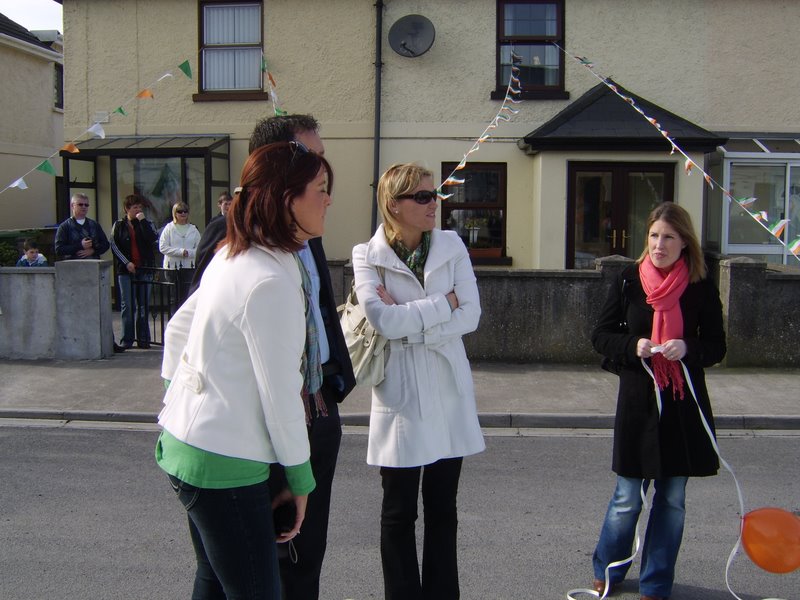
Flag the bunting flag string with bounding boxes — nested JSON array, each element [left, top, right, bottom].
[[553, 42, 800, 263], [262, 56, 287, 117], [436, 51, 525, 198], [0, 57, 195, 196]]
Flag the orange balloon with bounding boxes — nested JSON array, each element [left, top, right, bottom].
[[741, 507, 800, 574]]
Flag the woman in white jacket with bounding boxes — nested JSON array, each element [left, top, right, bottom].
[[159, 201, 201, 270], [156, 141, 333, 599], [352, 163, 484, 599]]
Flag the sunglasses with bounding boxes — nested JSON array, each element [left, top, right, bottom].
[[395, 190, 439, 204], [176, 209, 189, 214], [75, 203, 90, 207], [289, 140, 310, 166]]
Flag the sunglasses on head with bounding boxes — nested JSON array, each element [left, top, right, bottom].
[[289, 140, 310, 166], [176, 209, 188, 214], [395, 190, 439, 204]]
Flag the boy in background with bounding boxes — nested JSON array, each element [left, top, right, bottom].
[[16, 240, 48, 267]]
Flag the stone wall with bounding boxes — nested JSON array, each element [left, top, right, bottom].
[[3, 256, 798, 366], [0, 260, 113, 360], [342, 255, 800, 367]]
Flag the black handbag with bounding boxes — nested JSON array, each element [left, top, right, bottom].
[[600, 278, 629, 376]]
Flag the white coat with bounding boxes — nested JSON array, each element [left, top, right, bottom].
[[352, 226, 485, 468], [159, 244, 310, 468], [159, 221, 201, 269]]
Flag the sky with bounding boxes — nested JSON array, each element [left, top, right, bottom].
[[0, 0, 63, 32]]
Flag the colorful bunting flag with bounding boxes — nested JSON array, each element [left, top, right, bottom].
[[87, 123, 106, 139], [157, 72, 173, 82], [136, 89, 154, 99], [178, 60, 192, 79], [114, 106, 127, 116], [769, 220, 789, 238], [35, 160, 56, 176], [9, 177, 28, 190], [789, 237, 800, 255], [60, 143, 80, 153]]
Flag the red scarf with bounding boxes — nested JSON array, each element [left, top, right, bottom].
[[639, 255, 689, 399]]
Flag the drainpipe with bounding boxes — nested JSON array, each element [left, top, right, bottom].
[[371, 0, 384, 233]]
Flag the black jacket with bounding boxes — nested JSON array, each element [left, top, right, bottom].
[[591, 263, 726, 478], [189, 219, 355, 403], [54, 217, 110, 259], [110, 216, 158, 270]]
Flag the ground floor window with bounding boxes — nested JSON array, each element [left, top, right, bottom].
[[440, 162, 509, 264], [724, 162, 800, 265]]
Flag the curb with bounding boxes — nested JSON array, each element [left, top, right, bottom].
[[1, 410, 799, 430]]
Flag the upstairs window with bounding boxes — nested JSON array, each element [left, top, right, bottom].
[[196, 1, 267, 100], [492, 0, 568, 100], [54, 63, 64, 109]]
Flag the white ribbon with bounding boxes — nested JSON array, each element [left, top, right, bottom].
[[567, 358, 788, 600]]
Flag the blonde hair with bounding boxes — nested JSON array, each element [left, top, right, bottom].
[[171, 201, 189, 223], [637, 202, 706, 282], [377, 163, 434, 243]]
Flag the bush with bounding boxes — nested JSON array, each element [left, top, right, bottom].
[[0, 242, 18, 266]]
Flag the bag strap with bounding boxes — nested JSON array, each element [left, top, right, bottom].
[[339, 266, 385, 313]]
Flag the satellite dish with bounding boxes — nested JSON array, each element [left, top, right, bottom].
[[388, 14, 435, 57]]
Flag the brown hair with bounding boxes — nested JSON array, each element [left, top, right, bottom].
[[224, 142, 333, 256], [637, 202, 707, 282], [377, 163, 434, 243], [123, 194, 146, 212]]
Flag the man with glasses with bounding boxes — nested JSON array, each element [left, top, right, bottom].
[[189, 114, 355, 600], [54, 193, 111, 260]]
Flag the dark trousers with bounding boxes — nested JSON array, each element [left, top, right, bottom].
[[270, 393, 342, 600], [168, 475, 280, 600], [380, 457, 463, 600]]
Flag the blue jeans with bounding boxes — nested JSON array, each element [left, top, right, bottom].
[[118, 271, 151, 346], [168, 475, 280, 600], [593, 476, 688, 598]]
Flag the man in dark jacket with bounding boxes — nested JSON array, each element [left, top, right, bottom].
[[191, 114, 356, 600], [110, 194, 158, 349], [54, 193, 111, 259]]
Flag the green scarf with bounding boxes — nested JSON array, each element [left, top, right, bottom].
[[390, 231, 431, 287]]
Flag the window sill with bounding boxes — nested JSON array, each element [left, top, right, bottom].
[[192, 91, 272, 102], [490, 89, 570, 101], [469, 255, 513, 266]]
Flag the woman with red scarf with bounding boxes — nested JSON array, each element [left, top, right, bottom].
[[589, 202, 726, 600]]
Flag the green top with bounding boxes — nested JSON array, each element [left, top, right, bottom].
[[155, 430, 315, 494]]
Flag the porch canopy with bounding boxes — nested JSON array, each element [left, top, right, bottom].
[[59, 135, 230, 224], [519, 81, 725, 153]]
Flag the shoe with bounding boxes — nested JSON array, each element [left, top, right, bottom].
[[593, 579, 612, 595], [137, 341, 151, 349], [113, 343, 126, 353]]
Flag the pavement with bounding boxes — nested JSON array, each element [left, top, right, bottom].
[[1, 345, 799, 429]]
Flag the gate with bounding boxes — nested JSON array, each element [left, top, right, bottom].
[[131, 267, 195, 347]]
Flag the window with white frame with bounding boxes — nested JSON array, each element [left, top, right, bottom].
[[199, 1, 263, 93]]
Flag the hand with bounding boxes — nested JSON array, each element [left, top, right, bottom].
[[637, 338, 656, 358], [81, 238, 93, 250], [275, 494, 308, 544], [658, 339, 687, 362], [376, 284, 396, 305], [76, 248, 93, 258], [135, 212, 145, 221], [126, 262, 136, 274], [182, 249, 189, 257], [446, 291, 459, 311]]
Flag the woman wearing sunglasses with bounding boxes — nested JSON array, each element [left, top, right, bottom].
[[159, 201, 201, 272], [351, 163, 484, 599], [157, 141, 331, 599]]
